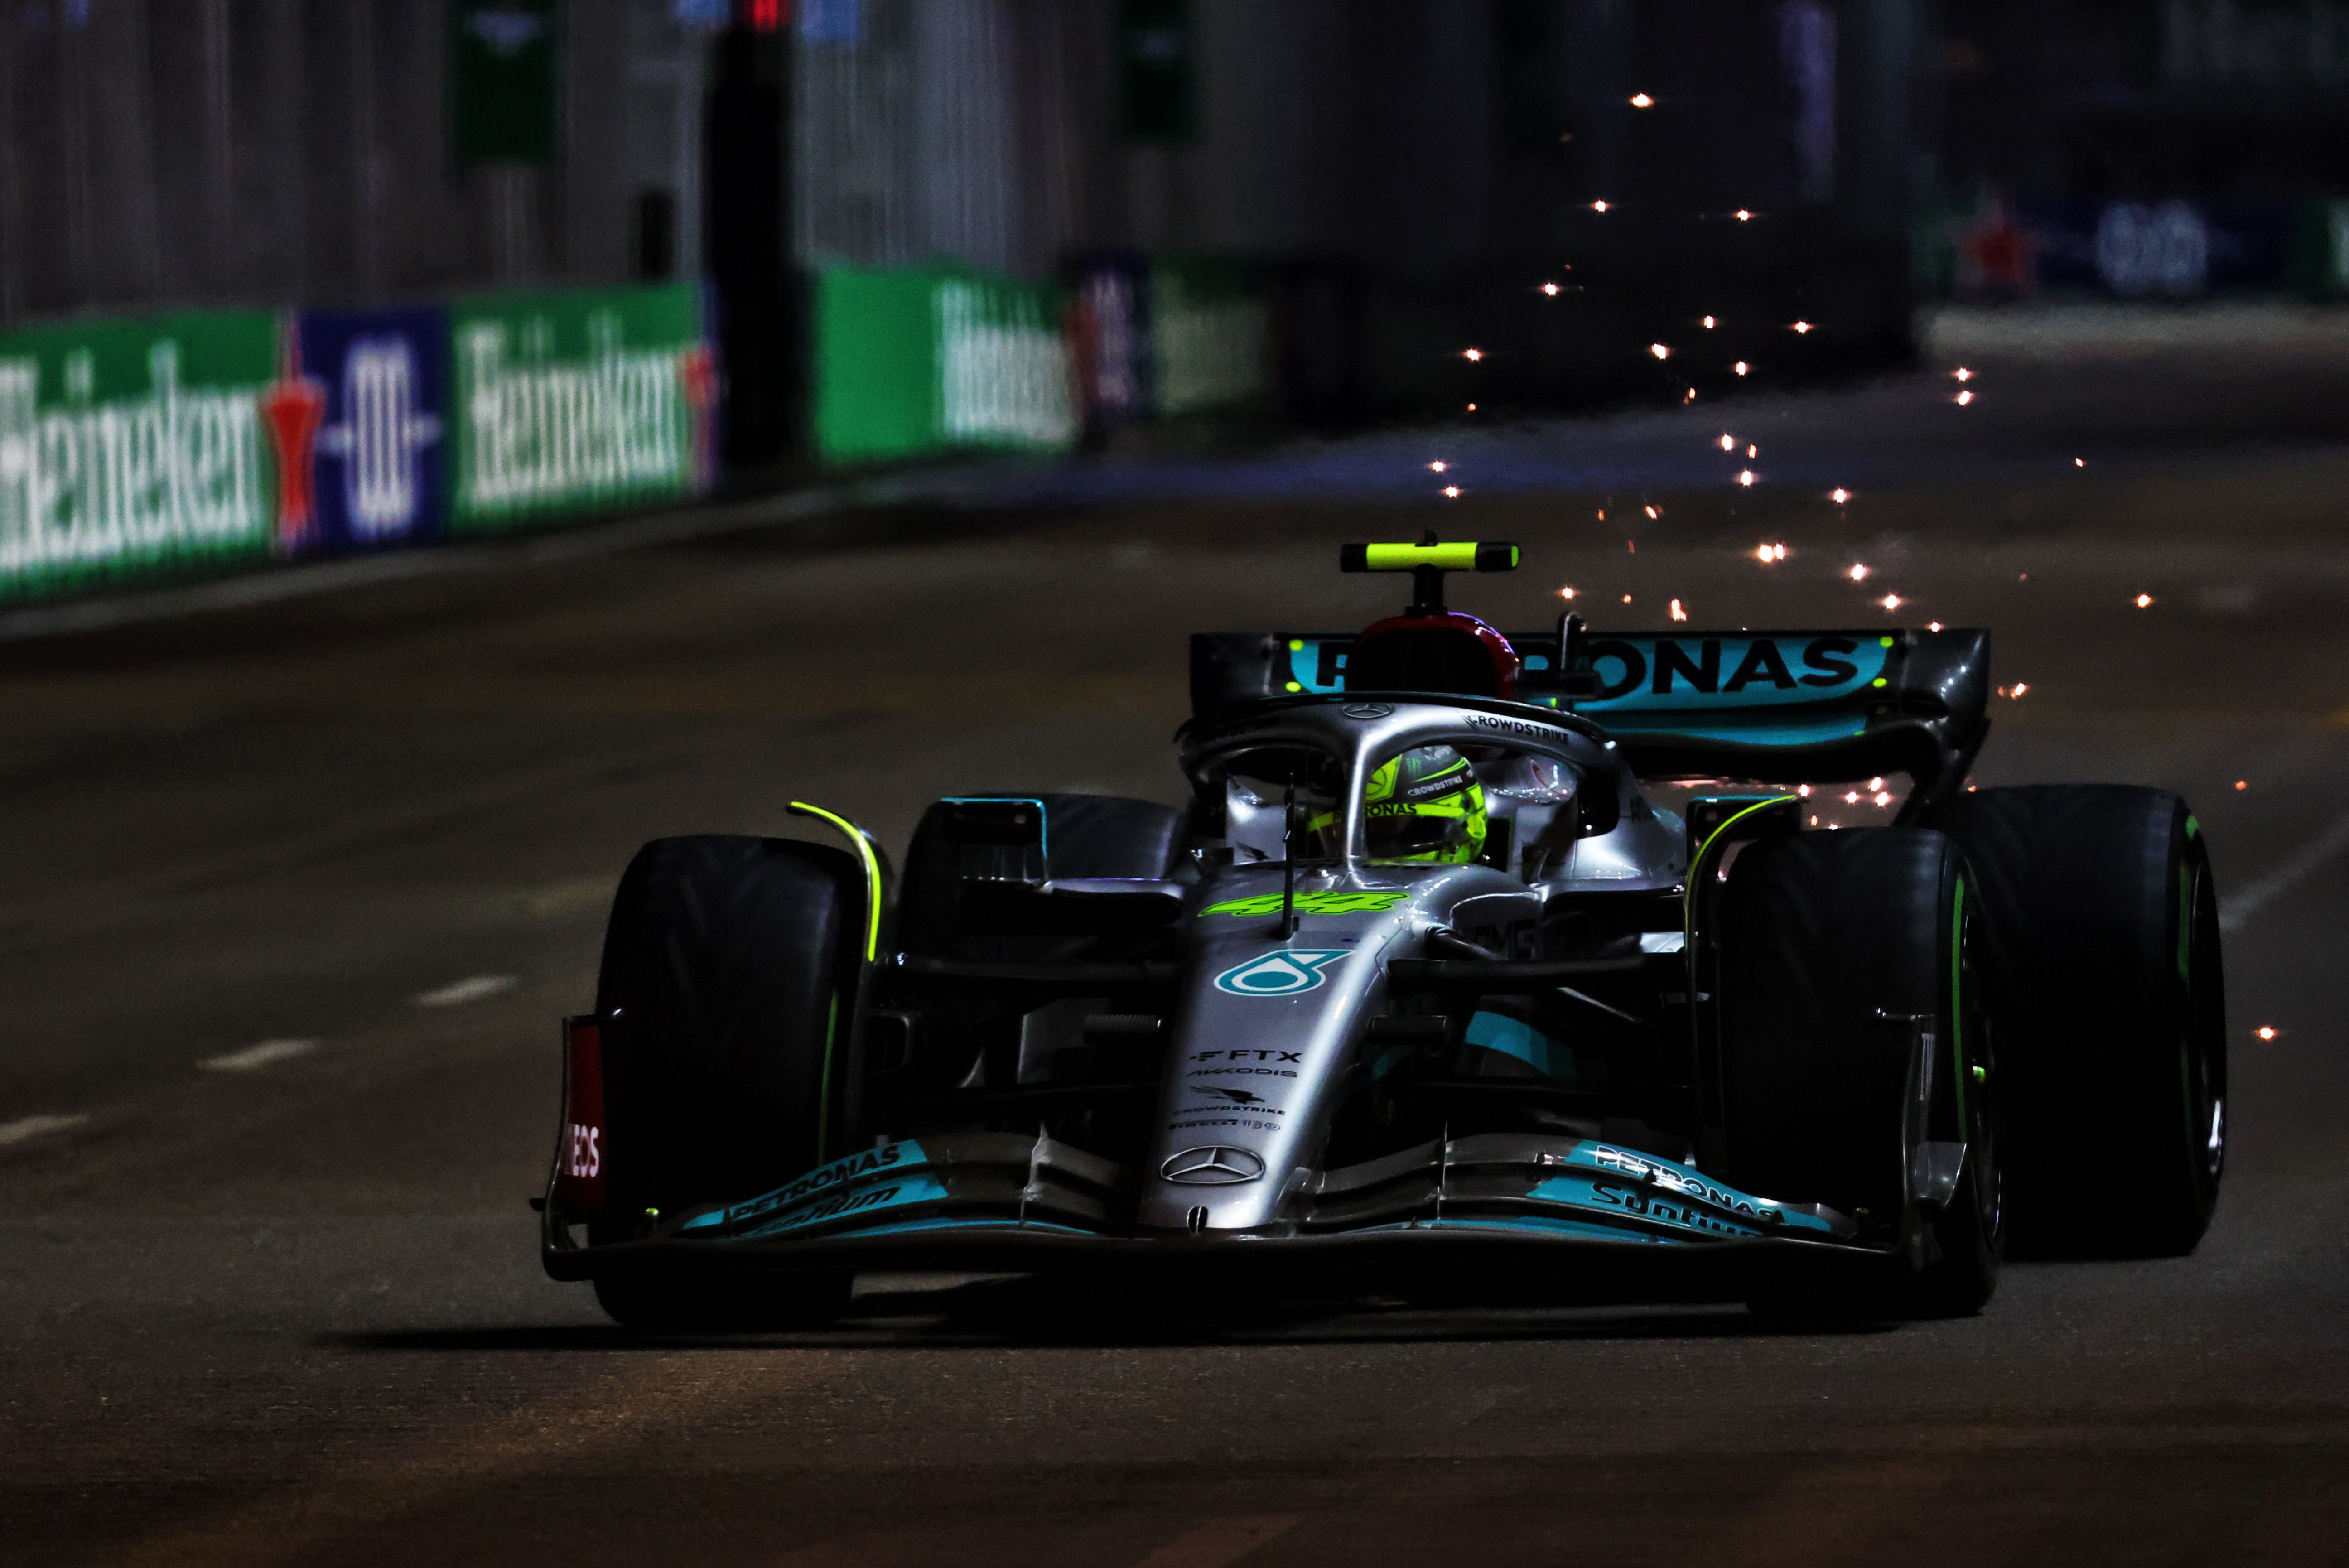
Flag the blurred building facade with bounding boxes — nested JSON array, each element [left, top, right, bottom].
[[0, 0, 714, 323], [1923, 0, 2349, 298], [0, 0, 1931, 444]]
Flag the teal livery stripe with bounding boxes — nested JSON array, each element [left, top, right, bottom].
[[1589, 714, 1871, 747], [1462, 1010, 1576, 1079], [680, 1138, 932, 1236], [734, 1174, 951, 1240]]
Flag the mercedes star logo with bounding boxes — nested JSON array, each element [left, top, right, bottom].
[[1159, 1145, 1266, 1185], [1341, 702, 1395, 719]]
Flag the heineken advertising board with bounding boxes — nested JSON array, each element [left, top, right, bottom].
[[0, 310, 288, 601], [815, 266, 1075, 464], [449, 281, 716, 533]]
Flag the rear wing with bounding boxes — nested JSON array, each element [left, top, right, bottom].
[[1190, 627, 1991, 803]]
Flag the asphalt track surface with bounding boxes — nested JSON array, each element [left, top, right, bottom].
[[5, 311, 2349, 1564]]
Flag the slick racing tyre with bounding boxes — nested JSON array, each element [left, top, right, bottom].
[[897, 792, 1186, 959], [591, 834, 863, 1327], [1717, 827, 2001, 1319], [1921, 786, 2225, 1258]]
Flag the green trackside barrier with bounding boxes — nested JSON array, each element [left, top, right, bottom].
[[1150, 255, 1267, 416], [0, 309, 286, 602], [448, 280, 715, 533], [815, 265, 1076, 464]]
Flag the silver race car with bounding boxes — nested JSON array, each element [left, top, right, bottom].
[[538, 539, 2227, 1327]]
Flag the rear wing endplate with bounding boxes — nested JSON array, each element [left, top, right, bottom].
[[1191, 627, 1991, 802]]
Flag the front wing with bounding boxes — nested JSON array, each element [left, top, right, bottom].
[[544, 1132, 1891, 1293]]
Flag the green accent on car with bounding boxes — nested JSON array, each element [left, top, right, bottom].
[[1200, 889, 1411, 917], [1951, 874, 1968, 1129], [1878, 636, 1895, 647], [1683, 795, 1800, 945], [2179, 858, 2197, 983], [787, 801, 885, 962], [786, 800, 886, 1165]]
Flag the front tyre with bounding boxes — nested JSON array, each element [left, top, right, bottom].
[[1717, 827, 2000, 1319], [589, 835, 863, 1329], [1923, 786, 2225, 1257]]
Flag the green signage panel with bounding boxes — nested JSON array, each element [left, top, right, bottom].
[[815, 265, 1075, 465], [0, 309, 285, 601], [1151, 256, 1267, 415], [452, 0, 561, 165], [449, 280, 715, 532], [815, 269, 944, 465]]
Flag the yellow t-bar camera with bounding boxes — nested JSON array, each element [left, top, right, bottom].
[[1338, 531, 1518, 615]]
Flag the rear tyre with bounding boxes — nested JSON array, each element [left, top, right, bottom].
[[590, 834, 863, 1329], [1921, 786, 2225, 1257], [1717, 828, 2000, 1319], [897, 792, 1186, 958]]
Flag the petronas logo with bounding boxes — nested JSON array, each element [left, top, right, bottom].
[[1213, 950, 1349, 997]]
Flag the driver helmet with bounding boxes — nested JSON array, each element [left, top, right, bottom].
[[1362, 745, 1487, 864]]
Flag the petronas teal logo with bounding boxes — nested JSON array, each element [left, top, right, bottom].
[[1214, 950, 1349, 996]]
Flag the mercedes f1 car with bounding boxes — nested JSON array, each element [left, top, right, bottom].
[[538, 538, 2228, 1327]]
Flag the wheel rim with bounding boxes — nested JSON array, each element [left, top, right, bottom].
[[2183, 853, 2228, 1190], [1955, 878, 2002, 1246]]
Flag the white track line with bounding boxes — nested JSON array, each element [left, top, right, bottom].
[[0, 1113, 90, 1148], [414, 974, 518, 1008], [1132, 1517, 1301, 1568], [0, 1112, 90, 1150], [2220, 805, 2349, 932], [0, 463, 999, 645], [199, 1038, 320, 1073]]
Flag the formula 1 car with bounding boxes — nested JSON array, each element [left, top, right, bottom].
[[538, 539, 2228, 1328]]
